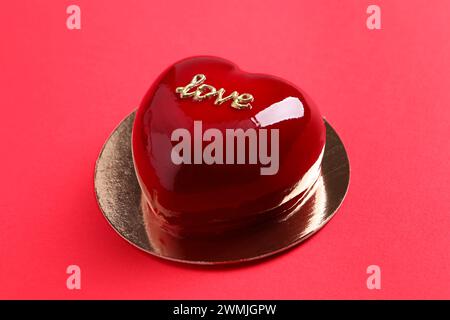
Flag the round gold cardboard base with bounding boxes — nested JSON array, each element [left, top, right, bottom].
[[94, 111, 350, 265]]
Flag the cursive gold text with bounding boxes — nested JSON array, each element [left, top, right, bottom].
[[175, 74, 254, 110]]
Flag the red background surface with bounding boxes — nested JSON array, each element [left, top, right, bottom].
[[0, 0, 449, 299]]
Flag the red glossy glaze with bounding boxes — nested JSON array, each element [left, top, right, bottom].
[[132, 56, 325, 237]]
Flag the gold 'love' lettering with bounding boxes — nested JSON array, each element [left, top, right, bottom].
[[175, 74, 254, 110]]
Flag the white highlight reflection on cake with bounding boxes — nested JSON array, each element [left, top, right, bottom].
[[252, 97, 304, 127]]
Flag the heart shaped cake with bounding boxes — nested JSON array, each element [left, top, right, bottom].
[[132, 56, 325, 238]]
